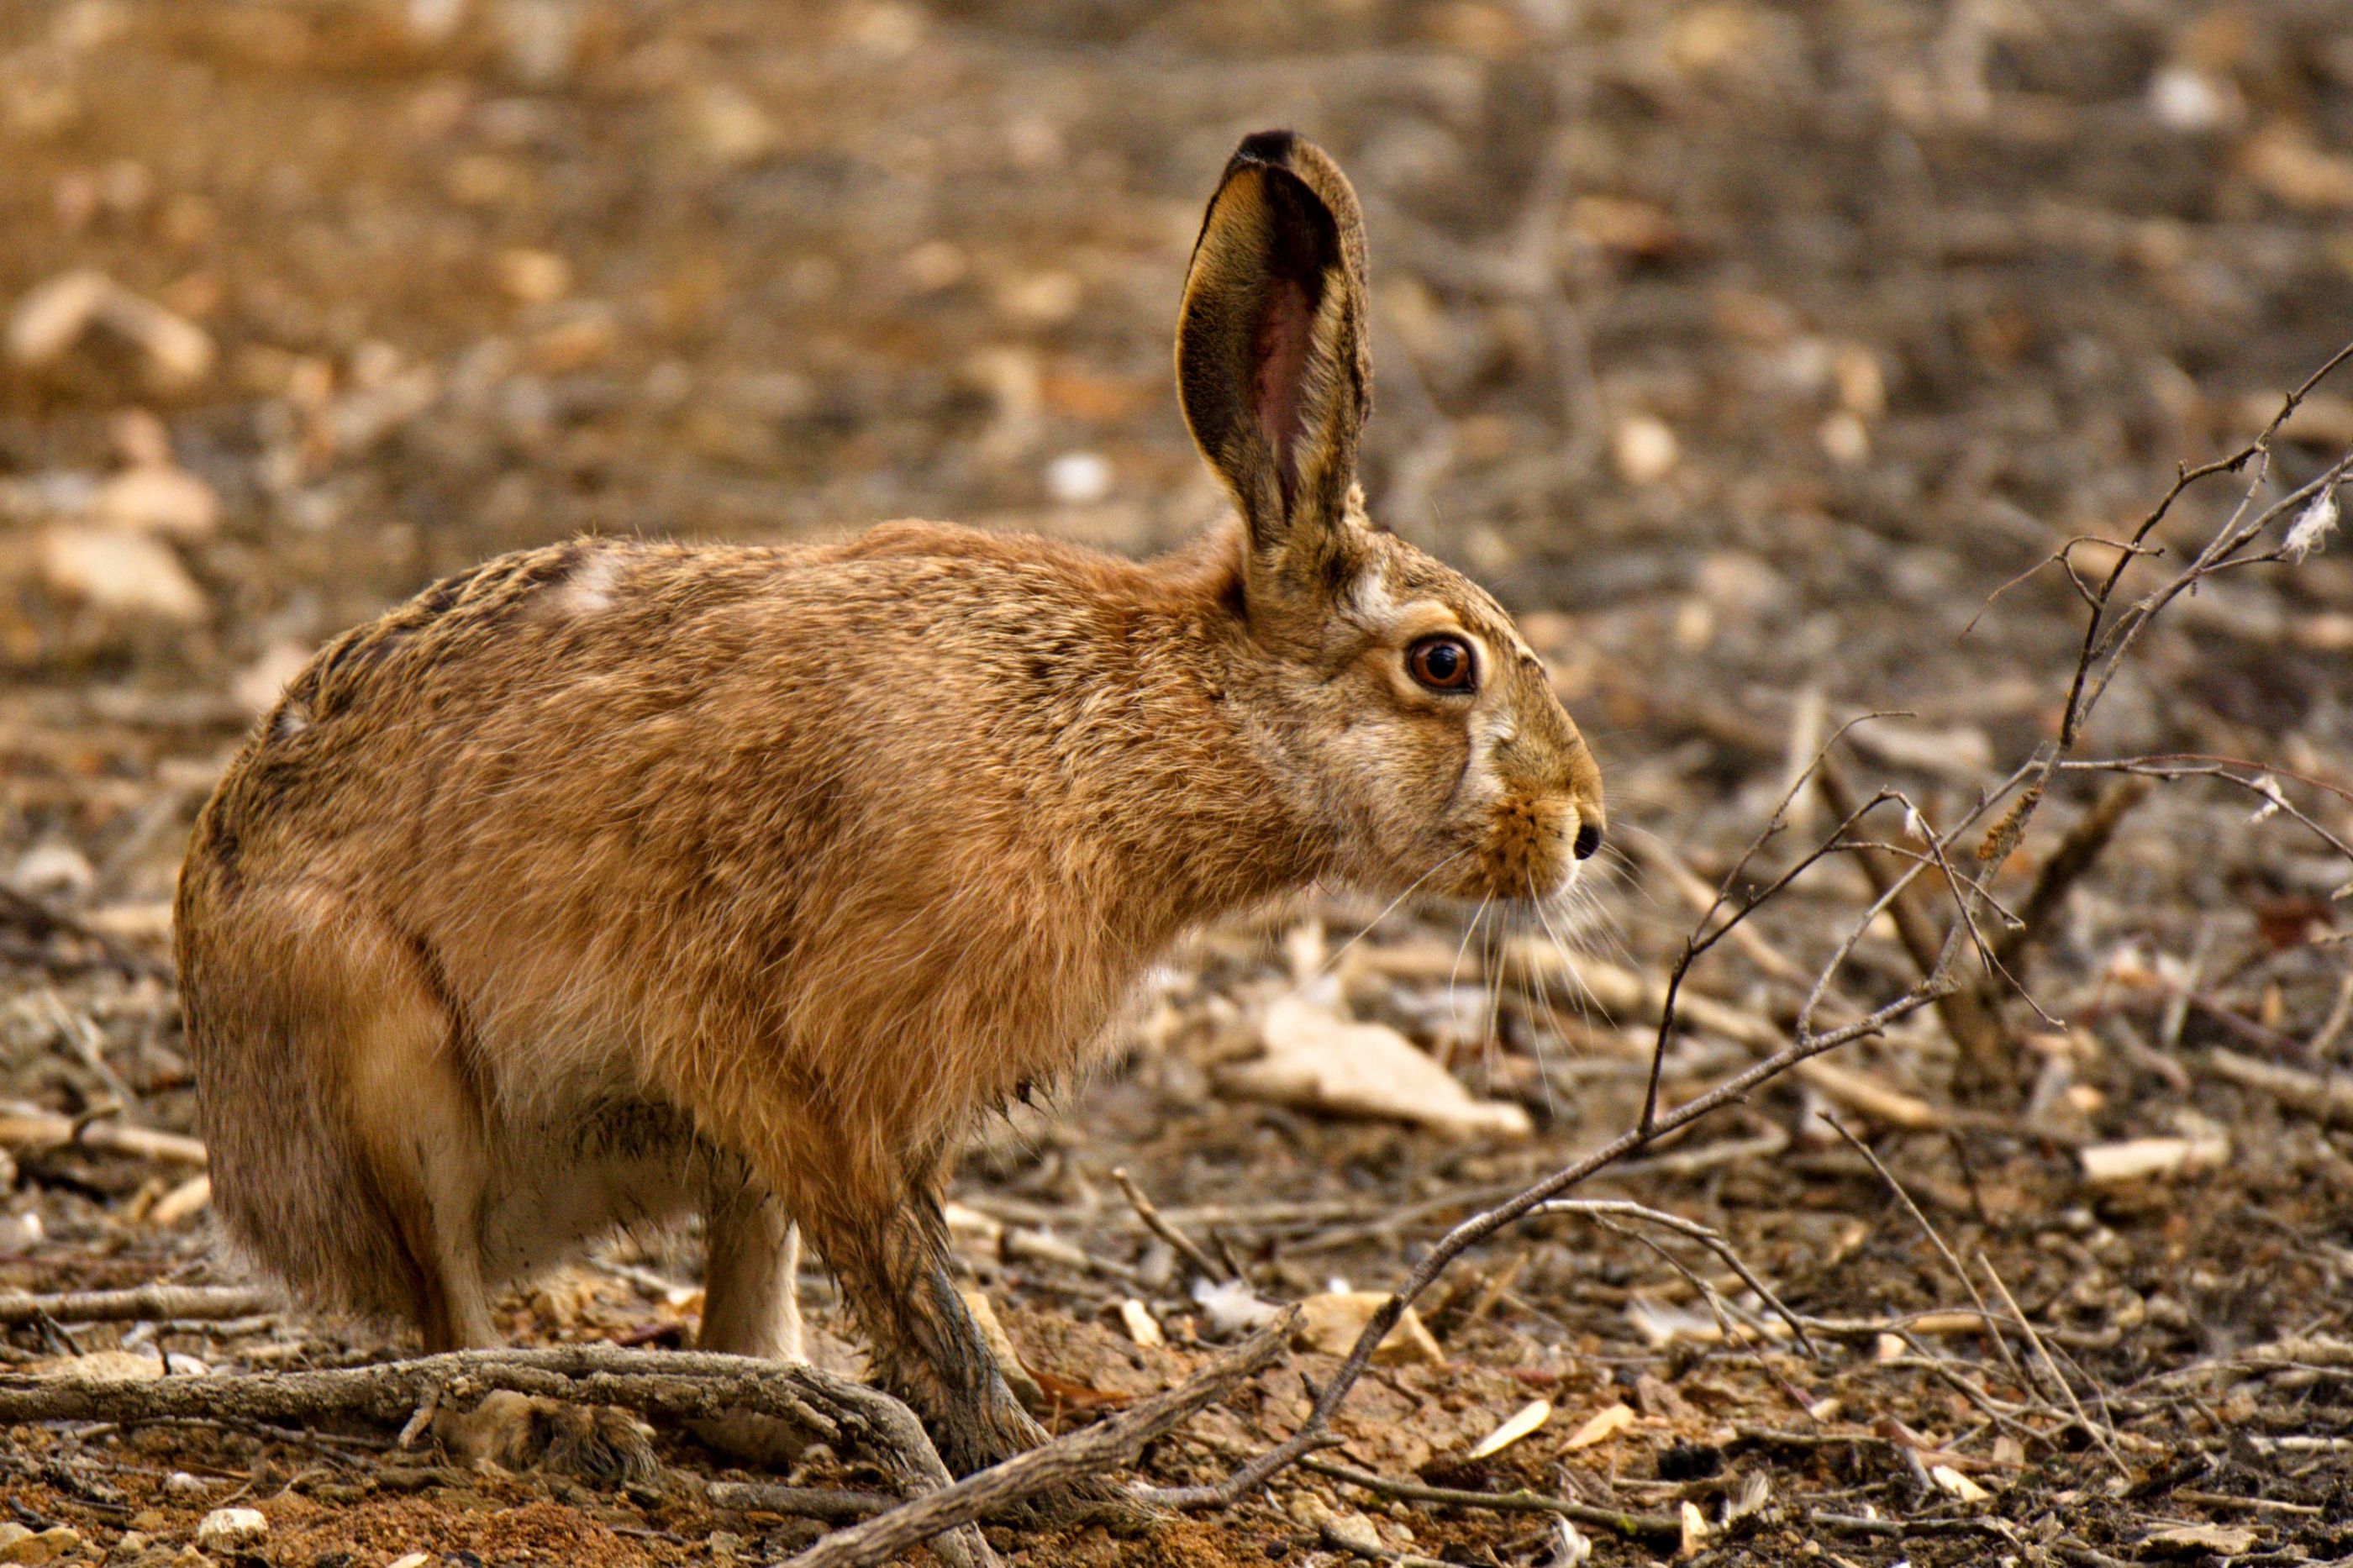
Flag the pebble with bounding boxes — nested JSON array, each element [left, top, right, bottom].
[[6, 271, 214, 389], [38, 524, 207, 622], [1611, 413, 1679, 486], [192, 1509, 265, 1552], [11, 839, 94, 898], [94, 465, 220, 539], [1045, 450, 1113, 504], [0, 1525, 82, 1565]]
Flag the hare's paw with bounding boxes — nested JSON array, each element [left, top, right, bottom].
[[927, 1379, 1050, 1478], [435, 1389, 659, 1488]]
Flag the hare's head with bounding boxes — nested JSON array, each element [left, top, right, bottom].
[[1179, 131, 1604, 906]]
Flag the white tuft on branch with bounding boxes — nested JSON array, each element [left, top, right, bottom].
[[2285, 486, 2339, 560]]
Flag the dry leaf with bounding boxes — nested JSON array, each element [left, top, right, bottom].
[[1676, 1501, 1708, 1560], [1929, 1464, 1991, 1502], [1221, 997, 1532, 1139], [1118, 1298, 1165, 1347], [1293, 1290, 1447, 1368], [956, 1288, 1044, 1409], [1562, 1401, 1635, 1450], [2140, 1522, 2258, 1555], [1467, 1398, 1552, 1459]]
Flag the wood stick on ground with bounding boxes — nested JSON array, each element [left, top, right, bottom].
[[0, 1343, 992, 1568], [1814, 758, 2015, 1099], [2199, 1048, 2353, 1129], [1987, 774, 2153, 977], [1530, 1199, 1815, 1356], [1297, 1456, 1681, 1549], [0, 1101, 209, 1166], [784, 1313, 1292, 1568], [0, 1285, 275, 1328], [1977, 1255, 2126, 1476], [1112, 1165, 1229, 1283], [1818, 1115, 2027, 1394]]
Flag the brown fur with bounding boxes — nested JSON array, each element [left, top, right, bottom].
[[174, 133, 1603, 1476]]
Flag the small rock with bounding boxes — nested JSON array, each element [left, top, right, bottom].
[[38, 524, 206, 622], [1611, 413, 1678, 485], [0, 1526, 82, 1565], [0, 1529, 27, 1556], [385, 1556, 429, 1568], [1818, 410, 1869, 467], [1044, 450, 1113, 504], [192, 1508, 266, 1553], [11, 839, 94, 898], [687, 83, 777, 166], [494, 247, 571, 305], [94, 465, 219, 539], [2146, 66, 2239, 134], [7, 270, 213, 389], [0, 1212, 45, 1257], [163, 1471, 211, 1495]]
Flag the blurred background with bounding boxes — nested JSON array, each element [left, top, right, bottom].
[[4, 3, 2353, 1562], [4, 0, 2350, 916]]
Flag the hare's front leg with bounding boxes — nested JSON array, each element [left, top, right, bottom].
[[803, 1187, 1047, 1475]]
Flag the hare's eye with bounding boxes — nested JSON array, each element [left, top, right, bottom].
[[1407, 635, 1477, 693]]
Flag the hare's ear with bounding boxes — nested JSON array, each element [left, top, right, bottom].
[[1176, 131, 1372, 575]]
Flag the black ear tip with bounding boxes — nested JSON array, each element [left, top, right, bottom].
[[1234, 129, 1299, 167]]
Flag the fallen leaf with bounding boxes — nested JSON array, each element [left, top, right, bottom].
[[1562, 1401, 1635, 1450], [1221, 997, 1532, 1139], [1293, 1290, 1447, 1368], [1118, 1298, 1165, 1347], [957, 1288, 1044, 1409], [1028, 1367, 1132, 1413], [2141, 1522, 2259, 1555], [1929, 1463, 1991, 1502], [1467, 1398, 1551, 1459]]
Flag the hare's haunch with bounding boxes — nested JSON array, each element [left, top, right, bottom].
[[176, 131, 1605, 1478]]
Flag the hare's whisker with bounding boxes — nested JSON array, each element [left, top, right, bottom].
[[1293, 849, 1466, 992]]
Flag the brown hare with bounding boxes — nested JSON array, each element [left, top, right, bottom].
[[175, 130, 1605, 1478]]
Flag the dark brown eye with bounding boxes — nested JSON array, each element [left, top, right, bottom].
[[1407, 634, 1477, 693]]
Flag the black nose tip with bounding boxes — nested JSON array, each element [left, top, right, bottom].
[[1573, 818, 1603, 860]]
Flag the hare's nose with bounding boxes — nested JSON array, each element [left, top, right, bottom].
[[1572, 814, 1603, 860]]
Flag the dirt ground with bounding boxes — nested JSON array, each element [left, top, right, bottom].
[[4, 1, 2353, 1564]]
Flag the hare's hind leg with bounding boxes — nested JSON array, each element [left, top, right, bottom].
[[183, 880, 500, 1350]]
